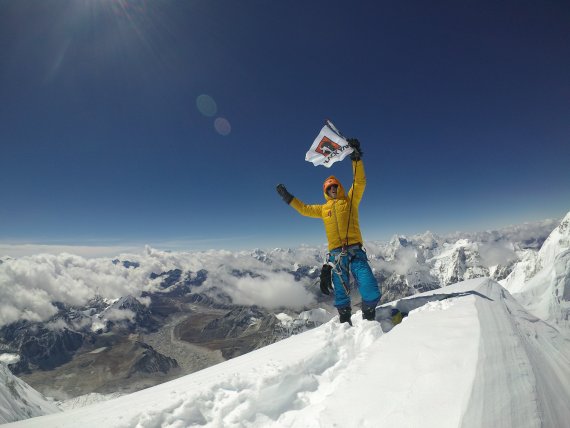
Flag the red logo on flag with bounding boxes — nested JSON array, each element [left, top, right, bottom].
[[316, 137, 341, 157]]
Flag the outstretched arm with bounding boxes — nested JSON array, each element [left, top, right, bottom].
[[276, 184, 322, 218], [290, 198, 322, 218]]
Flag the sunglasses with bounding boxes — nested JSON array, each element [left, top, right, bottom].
[[326, 184, 338, 191]]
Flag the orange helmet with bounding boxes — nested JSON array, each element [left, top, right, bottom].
[[323, 176, 341, 194]]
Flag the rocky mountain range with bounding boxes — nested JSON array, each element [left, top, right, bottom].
[[0, 215, 565, 419]]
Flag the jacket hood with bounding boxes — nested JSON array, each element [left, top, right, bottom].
[[323, 175, 346, 201]]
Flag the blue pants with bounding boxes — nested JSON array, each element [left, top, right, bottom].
[[329, 247, 380, 309]]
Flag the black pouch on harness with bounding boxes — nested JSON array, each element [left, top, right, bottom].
[[319, 264, 334, 295]]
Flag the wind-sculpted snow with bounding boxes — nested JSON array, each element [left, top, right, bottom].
[[462, 279, 570, 428], [125, 319, 383, 427]]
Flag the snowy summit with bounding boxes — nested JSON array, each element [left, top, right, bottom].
[[5, 277, 570, 427]]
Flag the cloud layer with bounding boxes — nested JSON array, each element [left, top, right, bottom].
[[0, 246, 315, 328], [0, 217, 561, 329]]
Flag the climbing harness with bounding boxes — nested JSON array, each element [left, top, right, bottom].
[[325, 243, 363, 296]]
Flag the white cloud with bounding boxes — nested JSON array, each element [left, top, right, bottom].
[[374, 246, 419, 275], [394, 247, 420, 275], [0, 251, 160, 328], [227, 272, 315, 310], [0, 217, 555, 330], [138, 296, 152, 307], [0, 243, 139, 258], [102, 308, 136, 322], [0, 354, 20, 364], [443, 218, 560, 246], [478, 242, 517, 267], [45, 319, 69, 331], [0, 245, 319, 328]]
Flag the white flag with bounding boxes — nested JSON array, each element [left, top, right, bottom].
[[305, 121, 353, 168]]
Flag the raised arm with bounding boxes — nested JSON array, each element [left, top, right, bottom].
[[290, 198, 322, 218], [346, 138, 366, 205], [276, 184, 322, 218]]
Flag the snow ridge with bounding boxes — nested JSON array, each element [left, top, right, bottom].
[[463, 279, 570, 427]]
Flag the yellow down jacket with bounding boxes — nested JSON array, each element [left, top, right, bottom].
[[290, 160, 366, 251]]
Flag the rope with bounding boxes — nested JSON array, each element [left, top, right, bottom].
[[343, 159, 358, 248], [328, 253, 350, 295]]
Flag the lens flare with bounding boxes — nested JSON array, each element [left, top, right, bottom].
[[214, 117, 231, 136], [196, 94, 217, 117]]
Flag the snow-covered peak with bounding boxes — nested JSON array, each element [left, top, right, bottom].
[[429, 239, 488, 286], [500, 211, 570, 327], [388, 234, 410, 247], [537, 211, 570, 269], [415, 230, 439, 249]]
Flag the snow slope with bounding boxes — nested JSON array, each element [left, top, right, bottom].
[[57, 392, 123, 411], [502, 212, 570, 328], [0, 364, 60, 424], [6, 278, 570, 428]]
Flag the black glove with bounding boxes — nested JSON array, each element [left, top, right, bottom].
[[276, 184, 293, 205], [319, 264, 334, 295], [347, 138, 362, 161]]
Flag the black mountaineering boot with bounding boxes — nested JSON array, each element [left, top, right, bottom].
[[338, 307, 352, 326], [362, 305, 376, 321]]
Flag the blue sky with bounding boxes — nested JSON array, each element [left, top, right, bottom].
[[1, 0, 569, 252]]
